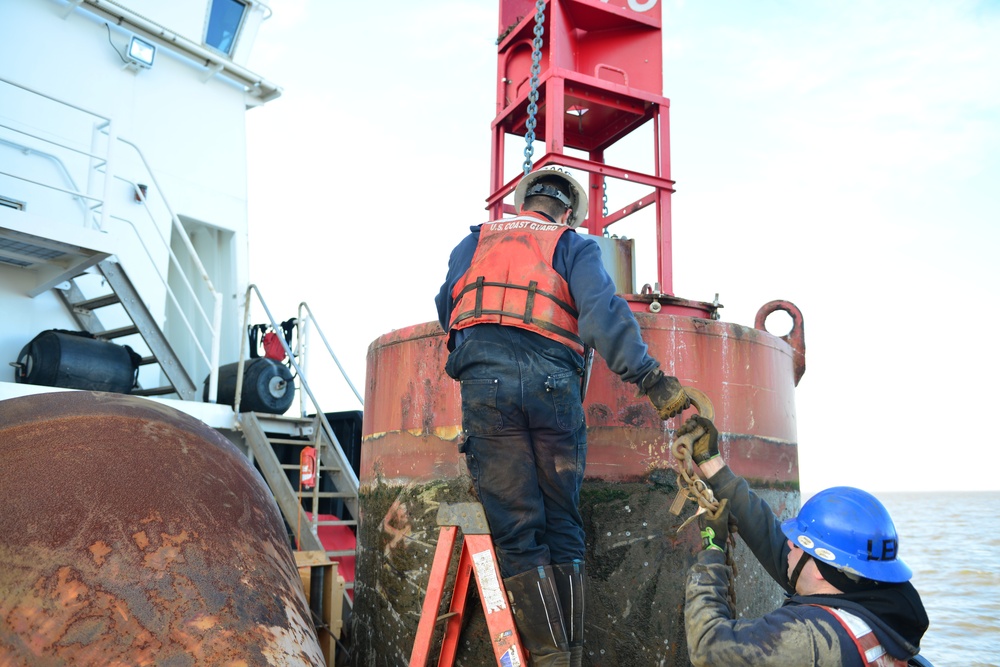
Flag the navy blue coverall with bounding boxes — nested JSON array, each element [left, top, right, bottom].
[[436, 214, 659, 577]]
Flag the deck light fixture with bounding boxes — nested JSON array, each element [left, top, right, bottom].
[[127, 36, 156, 69]]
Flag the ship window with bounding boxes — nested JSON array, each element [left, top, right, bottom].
[[205, 0, 248, 56]]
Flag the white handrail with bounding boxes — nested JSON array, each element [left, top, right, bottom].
[[237, 285, 360, 490], [114, 137, 220, 298], [0, 171, 102, 203], [297, 302, 365, 408], [1, 77, 110, 121], [109, 213, 214, 370], [110, 138, 222, 399]]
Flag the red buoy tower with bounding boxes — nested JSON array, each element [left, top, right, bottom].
[[490, 0, 678, 291], [354, 2, 807, 664]]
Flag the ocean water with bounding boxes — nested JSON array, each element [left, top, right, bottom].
[[876, 491, 1000, 667]]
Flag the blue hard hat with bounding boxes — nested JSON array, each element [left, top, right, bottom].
[[781, 486, 912, 583]]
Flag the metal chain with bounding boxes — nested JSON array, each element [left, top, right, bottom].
[[602, 180, 610, 236], [522, 0, 546, 175], [672, 420, 739, 609], [671, 427, 722, 521]]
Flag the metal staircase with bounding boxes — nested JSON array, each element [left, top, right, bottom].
[[55, 259, 198, 399], [235, 287, 362, 606], [241, 412, 359, 558]]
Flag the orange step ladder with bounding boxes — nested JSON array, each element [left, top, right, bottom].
[[409, 502, 525, 667]]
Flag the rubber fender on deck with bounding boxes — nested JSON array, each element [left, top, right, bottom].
[[207, 357, 295, 414]]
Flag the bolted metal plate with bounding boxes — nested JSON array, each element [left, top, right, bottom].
[[436, 502, 491, 534]]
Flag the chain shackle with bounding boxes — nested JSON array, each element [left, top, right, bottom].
[[671, 387, 722, 522]]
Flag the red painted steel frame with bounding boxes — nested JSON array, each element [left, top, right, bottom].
[[490, 0, 675, 293]]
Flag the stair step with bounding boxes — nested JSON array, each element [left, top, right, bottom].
[[280, 463, 342, 472], [138, 355, 157, 366], [255, 413, 315, 424], [269, 437, 316, 446], [71, 293, 121, 310], [95, 260, 197, 400], [315, 519, 357, 528], [132, 386, 177, 397], [100, 324, 139, 339], [296, 491, 356, 499]]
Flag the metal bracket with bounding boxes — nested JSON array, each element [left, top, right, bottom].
[[436, 502, 491, 535]]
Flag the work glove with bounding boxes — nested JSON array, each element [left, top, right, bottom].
[[699, 499, 731, 552], [639, 369, 691, 420], [677, 415, 720, 465]]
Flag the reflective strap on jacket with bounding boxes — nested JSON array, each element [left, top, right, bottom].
[[814, 606, 908, 667]]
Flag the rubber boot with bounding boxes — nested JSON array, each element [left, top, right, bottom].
[[553, 561, 586, 667], [503, 566, 571, 667]]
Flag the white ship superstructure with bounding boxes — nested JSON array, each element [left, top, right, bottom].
[[0, 9, 359, 652], [1, 0, 279, 417]]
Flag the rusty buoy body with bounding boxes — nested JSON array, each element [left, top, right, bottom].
[[0, 391, 324, 666], [353, 302, 804, 666]]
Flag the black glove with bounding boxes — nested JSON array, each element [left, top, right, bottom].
[[677, 415, 720, 464], [699, 499, 730, 552], [639, 369, 691, 420]]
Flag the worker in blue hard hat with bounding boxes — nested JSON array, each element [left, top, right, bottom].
[[678, 415, 932, 667], [436, 167, 690, 667]]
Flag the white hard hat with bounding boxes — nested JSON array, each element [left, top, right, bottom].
[[514, 168, 589, 229]]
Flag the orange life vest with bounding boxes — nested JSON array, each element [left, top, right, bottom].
[[449, 214, 584, 354]]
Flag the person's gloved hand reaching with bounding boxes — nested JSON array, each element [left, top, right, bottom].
[[640, 369, 691, 420], [677, 414, 720, 465]]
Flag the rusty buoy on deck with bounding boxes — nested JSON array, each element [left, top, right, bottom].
[[0, 391, 324, 666]]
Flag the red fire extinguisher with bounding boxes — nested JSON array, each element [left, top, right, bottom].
[[300, 446, 317, 489]]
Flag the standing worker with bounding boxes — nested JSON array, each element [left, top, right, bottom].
[[435, 168, 690, 666], [678, 415, 931, 667]]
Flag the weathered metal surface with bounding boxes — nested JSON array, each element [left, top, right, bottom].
[[755, 300, 806, 386], [361, 311, 800, 486], [355, 307, 803, 666], [592, 235, 636, 294], [0, 391, 324, 666]]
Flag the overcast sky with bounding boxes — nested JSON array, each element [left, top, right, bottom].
[[245, 0, 1000, 494]]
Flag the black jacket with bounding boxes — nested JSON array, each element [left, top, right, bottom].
[[685, 465, 929, 667]]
